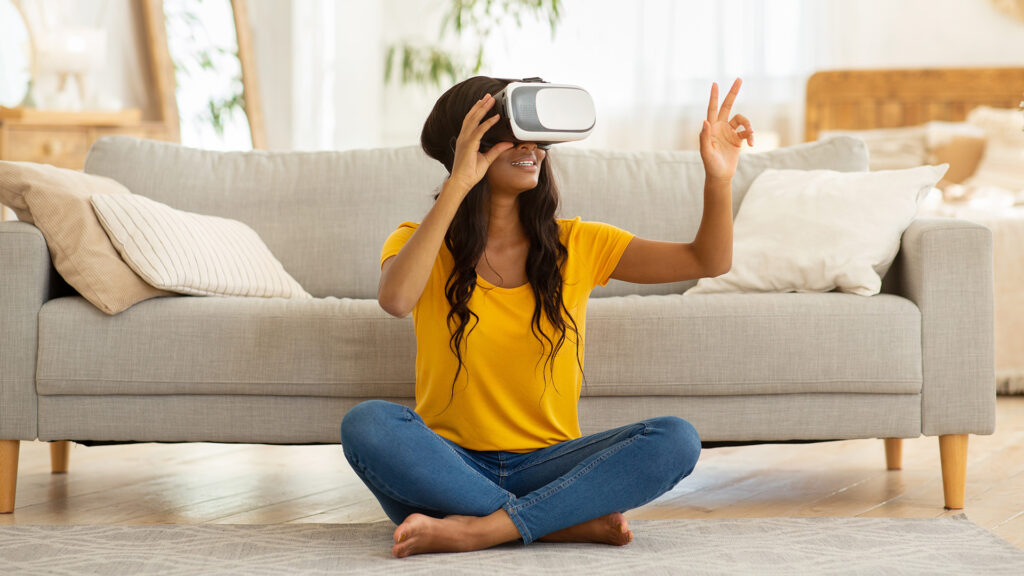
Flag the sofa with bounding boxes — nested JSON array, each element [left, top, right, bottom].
[[0, 135, 995, 513]]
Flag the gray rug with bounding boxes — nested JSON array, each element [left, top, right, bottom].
[[2, 515, 1022, 575]]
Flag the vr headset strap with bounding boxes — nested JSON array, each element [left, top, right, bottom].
[[494, 76, 547, 84]]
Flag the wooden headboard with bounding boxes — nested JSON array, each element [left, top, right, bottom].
[[804, 67, 1024, 141]]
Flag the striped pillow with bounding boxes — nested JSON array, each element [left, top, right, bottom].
[[91, 194, 312, 299]]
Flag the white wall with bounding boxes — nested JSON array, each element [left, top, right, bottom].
[[816, 0, 1024, 69]]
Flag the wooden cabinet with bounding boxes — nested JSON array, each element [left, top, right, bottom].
[[5, 126, 93, 168], [0, 108, 175, 221], [0, 0, 181, 222]]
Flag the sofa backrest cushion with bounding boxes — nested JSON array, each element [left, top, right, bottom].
[[84, 136, 868, 299], [553, 137, 869, 296]]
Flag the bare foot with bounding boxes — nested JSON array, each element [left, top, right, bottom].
[[538, 512, 633, 545], [392, 510, 519, 558]]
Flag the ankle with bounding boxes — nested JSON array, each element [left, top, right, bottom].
[[461, 510, 520, 549]]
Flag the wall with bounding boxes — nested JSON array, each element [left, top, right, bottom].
[[816, 0, 1024, 69]]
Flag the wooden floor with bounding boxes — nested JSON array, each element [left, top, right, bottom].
[[3, 397, 1023, 549]]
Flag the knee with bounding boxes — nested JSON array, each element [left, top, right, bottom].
[[340, 400, 408, 452], [648, 416, 702, 477]]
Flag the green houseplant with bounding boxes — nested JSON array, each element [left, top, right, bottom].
[[385, 0, 563, 87]]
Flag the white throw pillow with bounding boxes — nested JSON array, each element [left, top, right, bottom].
[[91, 194, 312, 299], [686, 164, 948, 297], [963, 106, 1024, 192]]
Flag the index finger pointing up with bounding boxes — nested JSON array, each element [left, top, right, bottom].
[[718, 78, 742, 122]]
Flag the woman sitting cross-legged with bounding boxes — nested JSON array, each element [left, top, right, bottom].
[[341, 75, 753, 558]]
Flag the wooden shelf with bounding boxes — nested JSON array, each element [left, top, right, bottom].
[[0, 108, 143, 126]]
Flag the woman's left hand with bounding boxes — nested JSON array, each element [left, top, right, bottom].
[[700, 78, 753, 184]]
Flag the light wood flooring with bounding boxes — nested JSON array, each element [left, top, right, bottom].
[[3, 397, 1023, 549]]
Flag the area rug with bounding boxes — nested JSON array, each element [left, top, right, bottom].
[[2, 515, 1022, 575]]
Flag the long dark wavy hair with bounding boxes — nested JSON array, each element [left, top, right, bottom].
[[420, 76, 586, 413]]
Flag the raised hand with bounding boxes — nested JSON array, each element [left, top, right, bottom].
[[448, 94, 515, 193], [699, 78, 754, 184]]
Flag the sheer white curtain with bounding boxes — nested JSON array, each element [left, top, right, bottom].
[[284, 0, 833, 151], [289, 0, 383, 151], [483, 0, 825, 151]]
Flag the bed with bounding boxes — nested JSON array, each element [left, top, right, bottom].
[[805, 67, 1024, 394], [805, 67, 1024, 141]]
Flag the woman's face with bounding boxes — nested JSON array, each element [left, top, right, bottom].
[[485, 142, 547, 194]]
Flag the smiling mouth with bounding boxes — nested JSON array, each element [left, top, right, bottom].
[[511, 160, 536, 167]]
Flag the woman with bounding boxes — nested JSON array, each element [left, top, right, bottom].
[[341, 76, 753, 558]]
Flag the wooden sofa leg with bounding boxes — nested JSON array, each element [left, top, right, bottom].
[[939, 434, 968, 510], [1, 440, 20, 514], [884, 438, 903, 470], [50, 441, 71, 474]]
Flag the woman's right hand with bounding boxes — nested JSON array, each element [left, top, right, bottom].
[[446, 93, 515, 194]]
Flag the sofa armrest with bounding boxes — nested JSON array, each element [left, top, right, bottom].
[[0, 221, 66, 439], [896, 218, 995, 436]]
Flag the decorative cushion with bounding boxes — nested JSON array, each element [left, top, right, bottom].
[[820, 122, 986, 187], [0, 161, 171, 314], [91, 193, 312, 299], [929, 134, 986, 186], [818, 126, 928, 172], [686, 164, 948, 297], [963, 106, 1024, 192]]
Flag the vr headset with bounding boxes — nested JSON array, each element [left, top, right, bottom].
[[485, 77, 595, 149]]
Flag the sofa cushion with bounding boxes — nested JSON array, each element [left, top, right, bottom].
[[582, 292, 922, 396], [36, 296, 417, 398], [83, 136, 868, 300], [36, 291, 920, 399]]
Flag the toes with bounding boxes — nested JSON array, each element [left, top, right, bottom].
[[394, 513, 424, 544], [610, 512, 629, 532], [393, 539, 414, 558]]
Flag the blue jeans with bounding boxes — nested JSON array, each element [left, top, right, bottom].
[[340, 400, 701, 545]]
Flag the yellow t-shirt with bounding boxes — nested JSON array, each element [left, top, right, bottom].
[[380, 217, 635, 452]]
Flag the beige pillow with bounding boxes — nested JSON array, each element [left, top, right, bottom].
[[923, 121, 988, 188], [91, 193, 312, 299], [930, 135, 986, 187], [0, 161, 171, 314]]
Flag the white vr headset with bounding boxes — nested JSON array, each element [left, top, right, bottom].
[[489, 77, 596, 147]]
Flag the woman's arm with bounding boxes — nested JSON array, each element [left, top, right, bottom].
[[609, 178, 732, 283], [609, 78, 752, 285], [378, 94, 513, 318], [378, 184, 466, 318]]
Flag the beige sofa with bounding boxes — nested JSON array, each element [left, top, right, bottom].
[[0, 136, 994, 513]]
